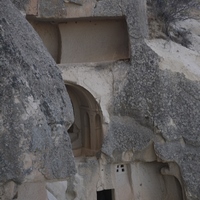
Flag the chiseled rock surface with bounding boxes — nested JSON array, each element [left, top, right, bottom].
[[0, 0, 75, 184]]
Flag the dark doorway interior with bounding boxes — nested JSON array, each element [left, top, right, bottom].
[[97, 189, 114, 200]]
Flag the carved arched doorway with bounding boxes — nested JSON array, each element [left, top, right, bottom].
[[66, 83, 103, 157]]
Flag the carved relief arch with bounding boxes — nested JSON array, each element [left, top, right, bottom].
[[66, 83, 103, 157]]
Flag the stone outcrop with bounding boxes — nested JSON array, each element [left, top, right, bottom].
[[0, 0, 75, 186], [107, 42, 200, 200]]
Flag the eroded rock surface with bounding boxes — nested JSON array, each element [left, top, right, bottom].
[[0, 0, 75, 184], [107, 41, 200, 199], [1, 0, 200, 200]]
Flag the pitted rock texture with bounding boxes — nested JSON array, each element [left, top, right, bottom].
[[0, 0, 75, 183], [39, 0, 67, 18], [1, 0, 200, 199], [102, 42, 200, 199], [11, 0, 30, 11], [102, 116, 154, 156]]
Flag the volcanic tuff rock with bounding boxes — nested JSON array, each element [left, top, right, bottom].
[[1, 0, 200, 200], [0, 0, 75, 184]]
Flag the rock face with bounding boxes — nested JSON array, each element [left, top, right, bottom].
[[0, 0, 75, 185], [1, 0, 200, 200], [109, 41, 200, 200]]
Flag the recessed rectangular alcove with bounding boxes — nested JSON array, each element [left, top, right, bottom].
[[28, 20, 60, 63], [59, 18, 130, 63], [28, 17, 130, 64]]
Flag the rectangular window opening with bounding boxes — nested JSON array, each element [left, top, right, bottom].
[[97, 189, 115, 200]]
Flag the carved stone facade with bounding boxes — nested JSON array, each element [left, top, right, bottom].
[[22, 1, 185, 199]]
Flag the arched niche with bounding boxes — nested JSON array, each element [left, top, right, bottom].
[[66, 83, 103, 157]]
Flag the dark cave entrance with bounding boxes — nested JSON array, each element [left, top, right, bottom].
[[97, 189, 114, 200]]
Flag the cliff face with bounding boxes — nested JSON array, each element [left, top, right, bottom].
[[1, 0, 200, 200], [106, 41, 200, 199], [0, 0, 75, 184]]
